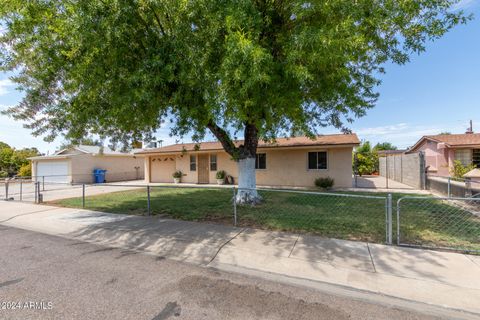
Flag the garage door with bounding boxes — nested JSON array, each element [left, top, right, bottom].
[[36, 161, 69, 183], [150, 157, 176, 182]]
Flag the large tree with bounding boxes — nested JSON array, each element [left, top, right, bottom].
[[0, 0, 468, 201]]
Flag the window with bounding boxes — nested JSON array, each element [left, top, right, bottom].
[[190, 155, 196, 171], [473, 149, 480, 168], [255, 153, 266, 169], [308, 151, 327, 170], [455, 149, 472, 166], [210, 154, 217, 171]]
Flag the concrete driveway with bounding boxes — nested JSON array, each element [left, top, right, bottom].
[[1, 180, 145, 202], [0, 201, 479, 319]]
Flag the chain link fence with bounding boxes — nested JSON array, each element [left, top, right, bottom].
[[3, 178, 480, 253], [235, 189, 390, 243], [397, 196, 480, 253]]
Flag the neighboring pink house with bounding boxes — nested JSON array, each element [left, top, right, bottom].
[[408, 133, 480, 177]]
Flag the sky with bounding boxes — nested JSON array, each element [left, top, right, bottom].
[[1, 0, 479, 154]]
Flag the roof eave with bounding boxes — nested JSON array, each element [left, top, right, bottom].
[[135, 142, 359, 155], [28, 155, 71, 160]]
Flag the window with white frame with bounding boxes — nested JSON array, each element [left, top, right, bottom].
[[454, 149, 472, 166], [210, 154, 217, 171], [308, 151, 327, 169], [190, 155, 196, 171]]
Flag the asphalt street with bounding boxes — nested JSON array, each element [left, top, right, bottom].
[[0, 225, 451, 320]]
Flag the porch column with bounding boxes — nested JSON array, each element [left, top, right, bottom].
[[144, 156, 151, 183], [447, 148, 455, 176]]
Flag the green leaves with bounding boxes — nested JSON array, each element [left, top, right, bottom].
[[0, 0, 469, 146]]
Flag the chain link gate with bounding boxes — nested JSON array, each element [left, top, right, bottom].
[[397, 196, 480, 253]]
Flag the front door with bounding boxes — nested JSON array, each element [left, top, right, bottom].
[[197, 154, 210, 184]]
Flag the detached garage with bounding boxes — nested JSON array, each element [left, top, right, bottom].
[[29, 145, 144, 184]]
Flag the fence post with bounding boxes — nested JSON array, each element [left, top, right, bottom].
[[20, 179, 23, 201], [387, 194, 393, 245], [5, 179, 9, 200], [147, 185, 151, 216], [82, 184, 85, 208], [233, 186, 237, 226], [353, 153, 358, 188], [42, 176, 45, 191], [396, 199, 401, 245], [447, 177, 451, 198], [385, 155, 389, 189], [35, 182, 39, 203]]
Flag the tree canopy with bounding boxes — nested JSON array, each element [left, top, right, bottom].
[[0, 142, 40, 177], [58, 137, 103, 151], [1, 0, 468, 158], [373, 142, 397, 151]]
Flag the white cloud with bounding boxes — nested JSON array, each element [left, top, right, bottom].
[[452, 0, 477, 11], [353, 121, 480, 149], [0, 79, 15, 96]]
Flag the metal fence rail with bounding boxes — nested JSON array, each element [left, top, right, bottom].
[[235, 188, 391, 244], [397, 196, 480, 253], [4, 178, 480, 254], [427, 175, 480, 198]]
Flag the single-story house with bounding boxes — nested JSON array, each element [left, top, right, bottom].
[[29, 145, 145, 183], [135, 134, 360, 188], [407, 133, 480, 176]]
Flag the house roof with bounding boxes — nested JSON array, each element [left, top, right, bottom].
[[464, 168, 480, 178], [409, 133, 480, 152], [29, 145, 141, 160], [68, 145, 129, 156], [136, 134, 360, 155]]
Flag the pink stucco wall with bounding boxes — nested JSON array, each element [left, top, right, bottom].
[[416, 140, 451, 176]]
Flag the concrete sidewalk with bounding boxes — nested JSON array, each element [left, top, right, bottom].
[[1, 201, 479, 317]]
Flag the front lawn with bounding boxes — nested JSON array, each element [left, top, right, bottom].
[[51, 187, 480, 251]]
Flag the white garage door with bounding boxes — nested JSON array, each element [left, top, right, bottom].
[[36, 161, 69, 183]]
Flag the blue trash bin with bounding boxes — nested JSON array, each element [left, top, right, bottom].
[[93, 169, 107, 183]]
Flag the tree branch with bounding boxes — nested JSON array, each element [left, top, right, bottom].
[[206, 120, 238, 158]]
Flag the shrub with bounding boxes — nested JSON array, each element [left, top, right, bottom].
[[450, 160, 475, 179], [216, 170, 226, 179], [172, 170, 183, 178], [315, 177, 334, 189], [0, 170, 7, 178], [354, 152, 378, 176], [18, 163, 32, 177]]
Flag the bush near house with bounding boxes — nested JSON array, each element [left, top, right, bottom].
[[18, 163, 32, 177], [450, 160, 476, 179], [354, 141, 397, 175], [315, 177, 334, 189]]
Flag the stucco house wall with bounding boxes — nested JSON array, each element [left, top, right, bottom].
[[144, 147, 354, 188], [30, 146, 144, 184], [408, 133, 480, 177], [70, 154, 144, 183], [415, 140, 450, 176]]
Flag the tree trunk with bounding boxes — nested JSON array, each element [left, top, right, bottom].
[[207, 120, 261, 204], [236, 156, 261, 204]]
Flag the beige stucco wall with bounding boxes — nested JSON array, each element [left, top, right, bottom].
[[69, 154, 144, 183], [256, 147, 353, 188], [146, 146, 354, 188]]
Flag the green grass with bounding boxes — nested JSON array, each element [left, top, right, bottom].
[[51, 188, 480, 251]]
